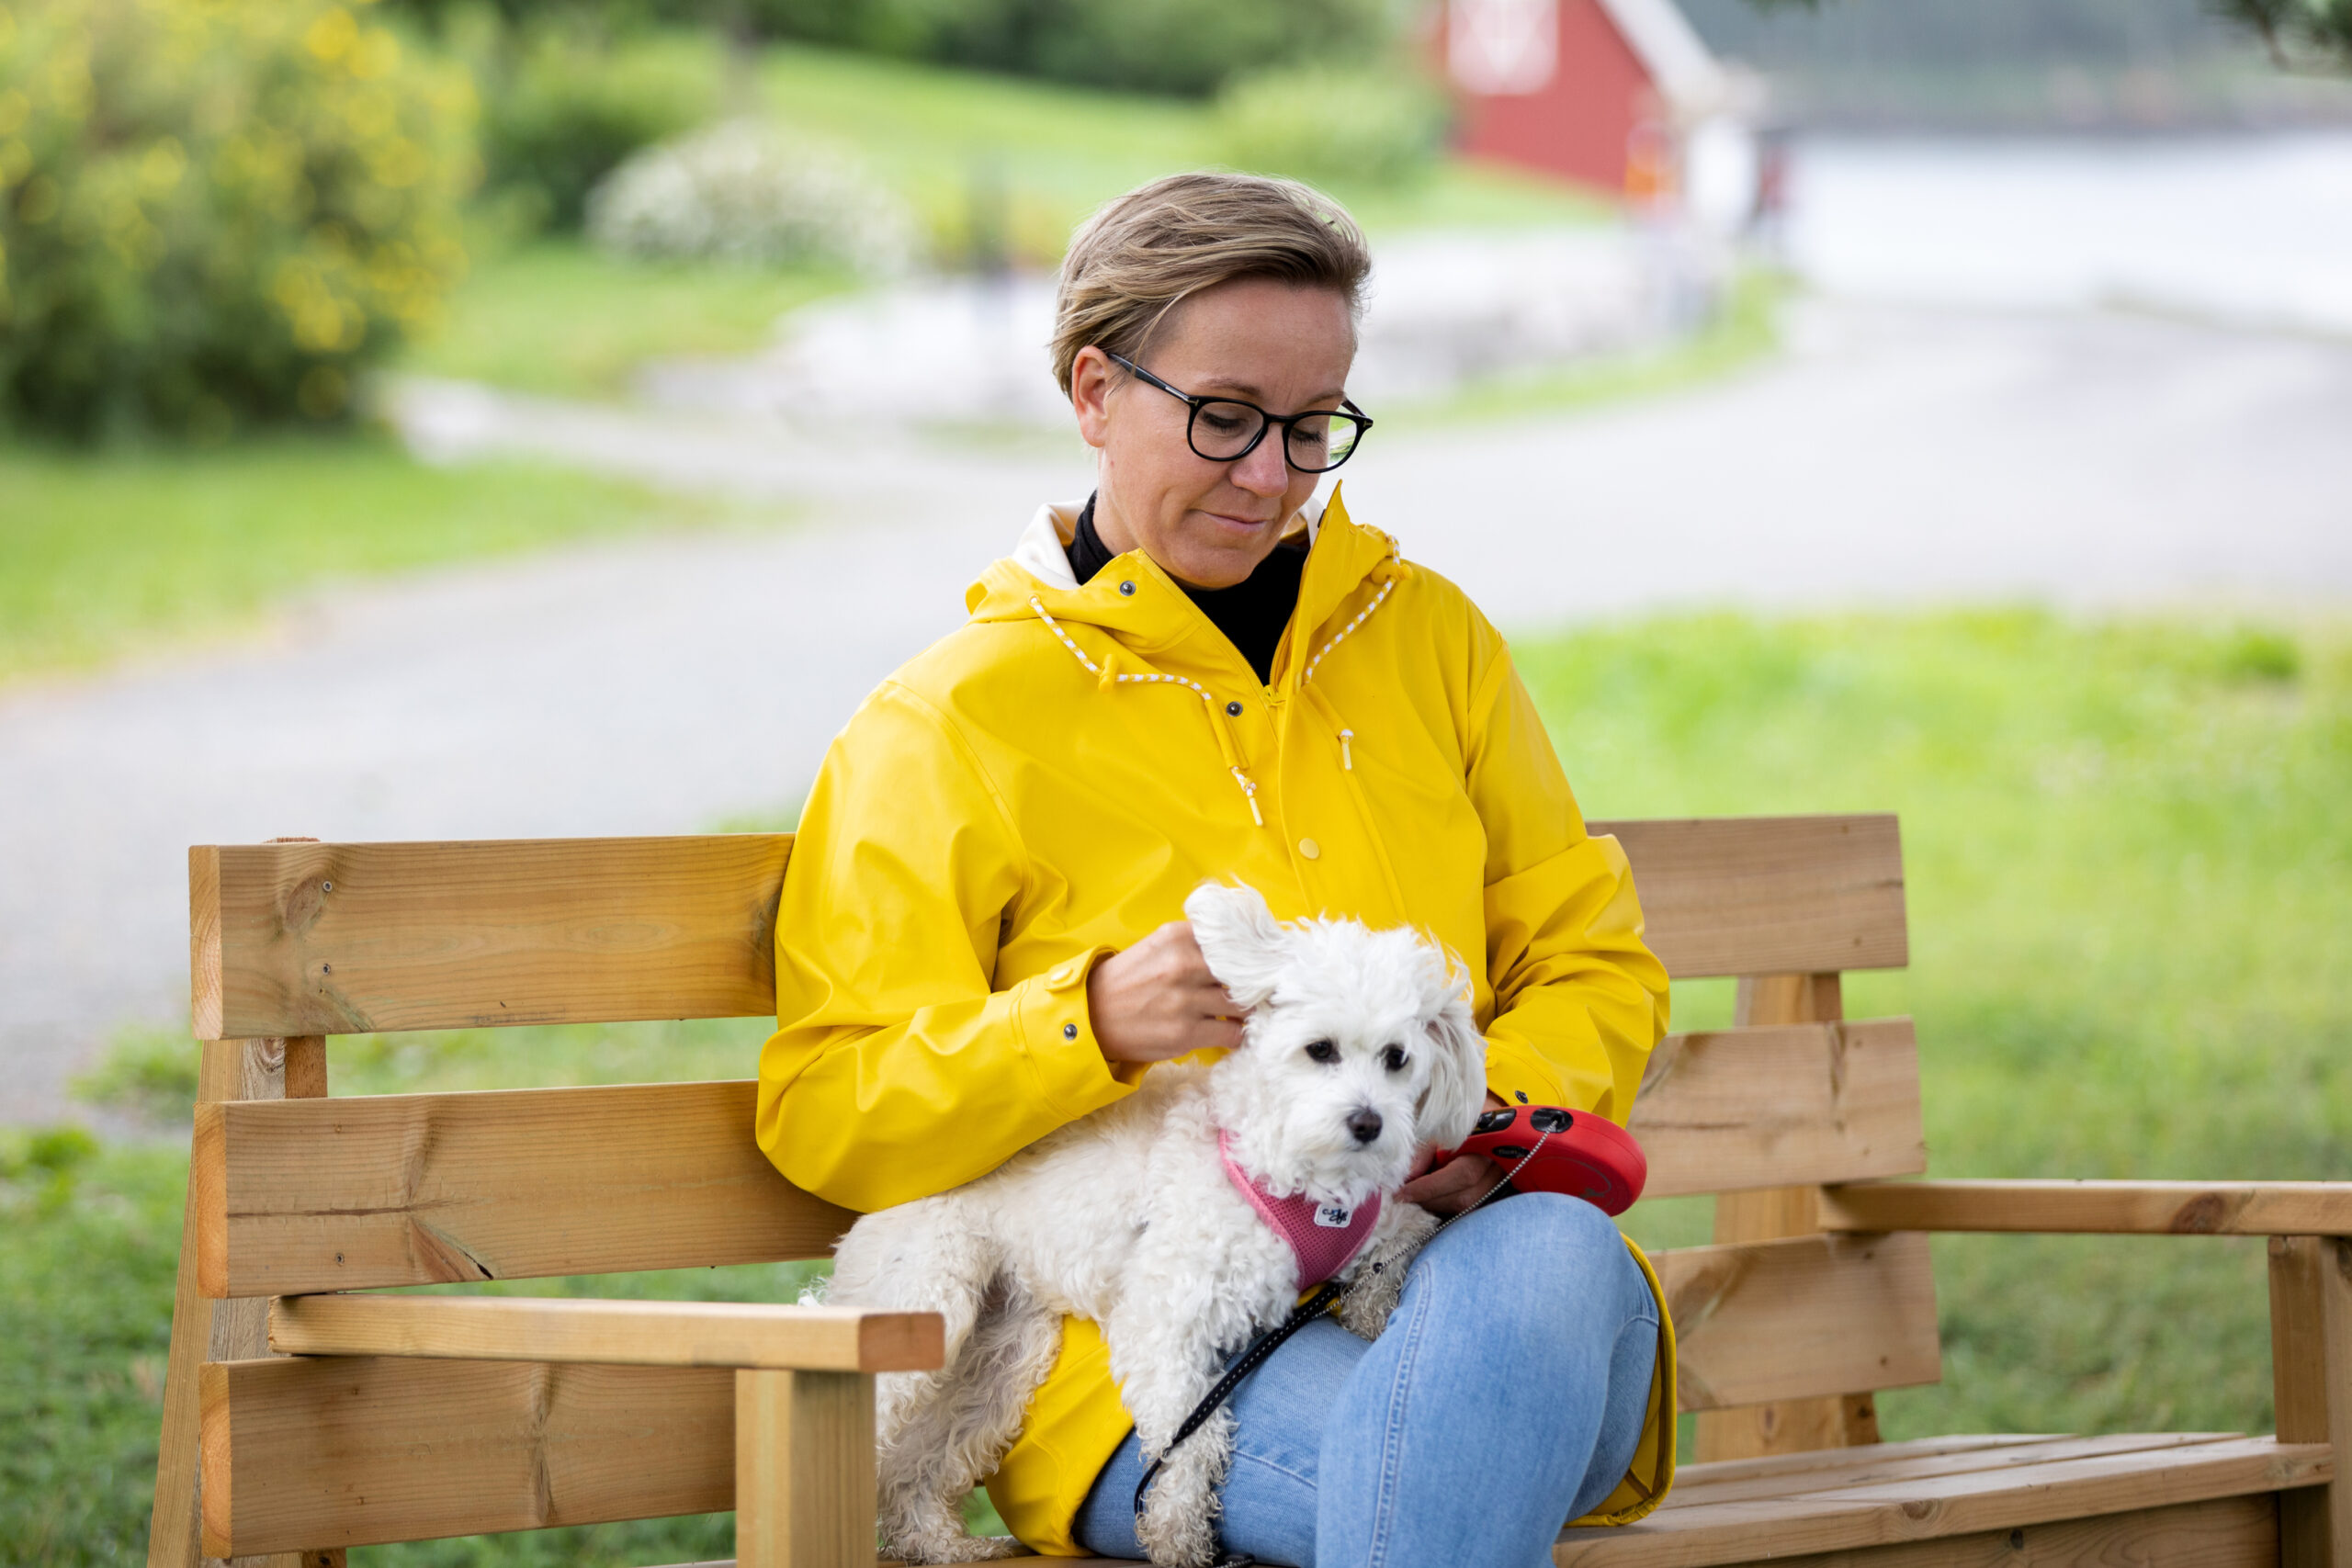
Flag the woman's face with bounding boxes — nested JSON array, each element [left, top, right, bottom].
[[1071, 276, 1355, 591]]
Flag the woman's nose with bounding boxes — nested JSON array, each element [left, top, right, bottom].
[[1229, 432, 1291, 497]]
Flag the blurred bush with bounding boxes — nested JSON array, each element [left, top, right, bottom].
[[476, 23, 721, 231], [733, 0, 1398, 96], [1214, 62, 1451, 188], [0, 0, 478, 440], [586, 117, 915, 270], [0, 1123, 98, 1212]]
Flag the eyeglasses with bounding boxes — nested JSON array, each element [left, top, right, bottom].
[[1105, 351, 1373, 474]]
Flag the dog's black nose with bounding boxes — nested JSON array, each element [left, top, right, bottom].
[[1346, 1109, 1384, 1145]]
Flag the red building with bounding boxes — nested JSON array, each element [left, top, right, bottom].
[[1438, 0, 1729, 199]]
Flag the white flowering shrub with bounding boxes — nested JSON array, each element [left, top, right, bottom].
[[586, 118, 917, 274]]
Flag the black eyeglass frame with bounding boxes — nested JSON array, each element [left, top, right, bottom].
[[1103, 351, 1374, 474]]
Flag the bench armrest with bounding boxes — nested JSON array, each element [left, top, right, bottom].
[[267, 1293, 944, 1372], [1820, 1179, 2352, 1236]]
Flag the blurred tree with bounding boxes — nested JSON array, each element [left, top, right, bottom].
[[392, 0, 1398, 96], [2210, 0, 2352, 69], [0, 0, 479, 440], [470, 23, 722, 231]]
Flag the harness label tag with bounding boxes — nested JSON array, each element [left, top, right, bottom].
[[1314, 1202, 1353, 1229]]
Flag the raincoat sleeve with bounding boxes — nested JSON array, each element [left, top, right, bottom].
[[1464, 645, 1671, 1122], [755, 682, 1133, 1213]]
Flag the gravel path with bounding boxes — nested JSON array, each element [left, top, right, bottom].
[[6, 298, 2348, 1124]]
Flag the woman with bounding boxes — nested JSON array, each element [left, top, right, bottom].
[[758, 172, 1676, 1567]]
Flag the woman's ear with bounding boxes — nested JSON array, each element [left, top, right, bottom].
[[1070, 344, 1117, 450], [1182, 881, 1286, 1012], [1419, 968, 1488, 1149]]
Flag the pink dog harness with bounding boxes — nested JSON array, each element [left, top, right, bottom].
[[1217, 1133, 1383, 1287]]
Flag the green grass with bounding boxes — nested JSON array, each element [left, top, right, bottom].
[[396, 242, 859, 400], [36, 607, 2346, 1562], [1531, 612, 2352, 1442], [1, 1136, 187, 1567], [750, 40, 1610, 265], [0, 434, 791, 683]]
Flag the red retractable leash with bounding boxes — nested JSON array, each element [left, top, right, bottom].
[[1133, 1106, 1647, 1557], [1438, 1103, 1647, 1216]]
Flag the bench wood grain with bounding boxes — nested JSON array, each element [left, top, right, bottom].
[[195, 1079, 853, 1298], [197, 1018, 1925, 1299], [268, 1295, 944, 1374], [192, 836, 792, 1041], [188, 817, 1907, 1041], [1820, 1179, 2352, 1236], [1634, 1019, 1925, 1199], [1552, 1436, 2329, 1568], [194, 1233, 1935, 1553]]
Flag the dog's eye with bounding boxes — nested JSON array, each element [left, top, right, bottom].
[[1382, 1045, 1408, 1073], [1305, 1040, 1339, 1065]]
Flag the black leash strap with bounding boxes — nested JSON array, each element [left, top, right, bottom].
[[1132, 1279, 1345, 1522], [1130, 1128, 1554, 1531]]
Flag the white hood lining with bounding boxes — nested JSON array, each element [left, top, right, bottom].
[[1011, 497, 1326, 592]]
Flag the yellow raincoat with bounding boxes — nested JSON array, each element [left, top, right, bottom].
[[757, 489, 1678, 1553]]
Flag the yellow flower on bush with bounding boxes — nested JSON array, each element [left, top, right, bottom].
[[0, 0, 477, 437]]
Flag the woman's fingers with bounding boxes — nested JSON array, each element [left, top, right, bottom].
[[1087, 919, 1248, 1064], [1399, 1152, 1506, 1215]]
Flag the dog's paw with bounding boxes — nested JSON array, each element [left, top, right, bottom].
[[884, 1519, 1025, 1564], [1136, 1428, 1229, 1568], [1339, 1204, 1438, 1340]]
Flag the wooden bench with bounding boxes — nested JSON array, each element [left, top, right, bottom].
[[146, 816, 2349, 1568]]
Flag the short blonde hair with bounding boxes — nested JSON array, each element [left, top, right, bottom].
[[1050, 172, 1373, 396]]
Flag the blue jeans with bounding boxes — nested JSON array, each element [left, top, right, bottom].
[[1073, 1192, 1659, 1568]]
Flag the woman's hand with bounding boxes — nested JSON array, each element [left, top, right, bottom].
[[1086, 920, 1248, 1066], [1398, 1092, 1512, 1215]]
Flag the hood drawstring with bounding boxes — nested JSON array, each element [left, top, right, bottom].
[[1304, 559, 1397, 773], [1300, 574, 1396, 686], [1031, 595, 1265, 826], [1031, 558, 1399, 812]]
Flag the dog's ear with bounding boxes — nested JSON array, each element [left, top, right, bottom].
[[1183, 881, 1287, 1012], [1419, 962, 1488, 1148]]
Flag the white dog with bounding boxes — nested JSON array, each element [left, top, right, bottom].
[[822, 882, 1488, 1566]]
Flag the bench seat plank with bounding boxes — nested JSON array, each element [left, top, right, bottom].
[[1654, 1435, 2061, 1495], [1821, 1179, 2352, 1237], [1552, 1436, 2329, 1568], [268, 1295, 944, 1373], [1660, 1431, 2241, 1506], [701, 1491, 2285, 1568]]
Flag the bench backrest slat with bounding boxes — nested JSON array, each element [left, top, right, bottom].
[[194, 1081, 854, 1299], [199, 1231, 1939, 1555], [1634, 1018, 1924, 1199], [188, 815, 1905, 1041], [197, 1020, 1925, 1299], [190, 836, 793, 1042], [1592, 815, 1907, 979]]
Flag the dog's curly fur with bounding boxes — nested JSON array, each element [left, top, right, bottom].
[[822, 883, 1488, 1565]]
